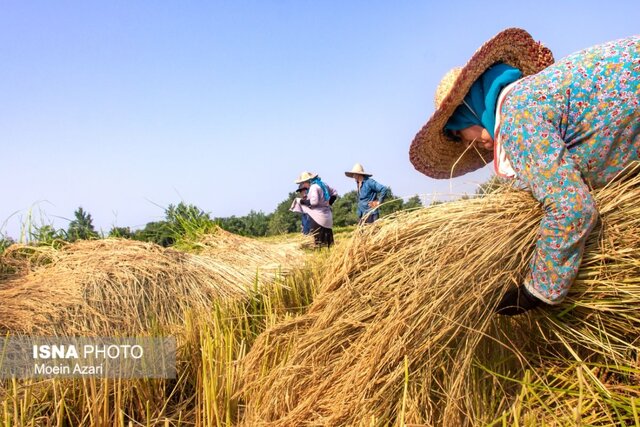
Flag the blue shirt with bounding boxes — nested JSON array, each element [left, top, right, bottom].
[[357, 177, 388, 218]]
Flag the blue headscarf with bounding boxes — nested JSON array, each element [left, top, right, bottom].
[[309, 177, 330, 201], [444, 63, 522, 138]]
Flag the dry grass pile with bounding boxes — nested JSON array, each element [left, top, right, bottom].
[[198, 227, 310, 277], [241, 169, 640, 426], [0, 231, 307, 335]]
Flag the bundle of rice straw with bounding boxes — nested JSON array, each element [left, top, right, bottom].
[[0, 234, 304, 336], [241, 166, 640, 426], [198, 227, 309, 277]]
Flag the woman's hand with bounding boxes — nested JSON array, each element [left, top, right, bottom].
[[495, 286, 544, 316]]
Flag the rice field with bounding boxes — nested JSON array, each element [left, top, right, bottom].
[[1, 170, 640, 426]]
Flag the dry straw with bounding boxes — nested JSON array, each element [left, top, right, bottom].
[[198, 227, 309, 277], [0, 229, 307, 336], [242, 165, 640, 426]]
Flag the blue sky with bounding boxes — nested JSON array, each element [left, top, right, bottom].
[[2, 1, 639, 239]]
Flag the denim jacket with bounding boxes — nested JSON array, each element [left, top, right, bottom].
[[357, 177, 388, 218]]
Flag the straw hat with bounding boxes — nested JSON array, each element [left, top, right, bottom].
[[345, 163, 373, 178], [409, 28, 554, 179], [295, 171, 318, 184]]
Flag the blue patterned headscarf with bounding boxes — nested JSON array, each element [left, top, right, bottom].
[[444, 63, 522, 138], [309, 177, 330, 201]]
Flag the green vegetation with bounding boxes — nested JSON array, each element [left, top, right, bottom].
[[266, 192, 299, 235], [2, 191, 424, 249], [331, 191, 359, 227], [218, 189, 423, 237], [32, 224, 67, 245], [0, 234, 13, 257], [107, 226, 133, 239], [67, 207, 100, 242]]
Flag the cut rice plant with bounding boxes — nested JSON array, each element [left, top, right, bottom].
[[3, 167, 640, 425], [0, 228, 308, 336], [241, 167, 640, 426], [0, 251, 324, 426], [0, 239, 246, 335], [495, 360, 640, 426]]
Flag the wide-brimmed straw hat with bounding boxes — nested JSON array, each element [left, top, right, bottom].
[[294, 171, 318, 184], [409, 28, 554, 179], [345, 163, 373, 178]]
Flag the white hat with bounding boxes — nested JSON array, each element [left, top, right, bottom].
[[345, 163, 373, 178], [294, 171, 318, 184]]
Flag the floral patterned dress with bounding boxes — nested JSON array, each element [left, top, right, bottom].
[[499, 35, 640, 304]]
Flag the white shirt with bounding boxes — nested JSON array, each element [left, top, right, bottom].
[[493, 80, 519, 178]]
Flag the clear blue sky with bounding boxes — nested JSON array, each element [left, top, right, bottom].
[[2, 1, 638, 239]]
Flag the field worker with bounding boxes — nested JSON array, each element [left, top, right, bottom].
[[293, 185, 311, 235], [409, 28, 640, 316], [292, 172, 338, 248], [345, 163, 388, 224]]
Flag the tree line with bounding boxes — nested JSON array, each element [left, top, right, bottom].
[[2, 189, 423, 249], [218, 189, 422, 237]]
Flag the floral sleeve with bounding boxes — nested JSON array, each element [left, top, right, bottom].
[[502, 110, 598, 304]]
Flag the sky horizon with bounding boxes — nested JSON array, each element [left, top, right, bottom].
[[2, 1, 639, 240]]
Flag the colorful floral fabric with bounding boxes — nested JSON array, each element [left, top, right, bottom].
[[499, 35, 640, 304]]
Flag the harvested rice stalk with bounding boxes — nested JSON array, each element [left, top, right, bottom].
[[0, 234, 305, 336], [241, 172, 640, 426], [198, 227, 309, 278]]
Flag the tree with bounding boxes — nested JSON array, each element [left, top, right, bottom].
[[332, 191, 359, 227], [67, 207, 99, 242], [403, 195, 423, 210], [267, 192, 300, 235], [378, 188, 404, 216], [216, 216, 249, 236], [133, 221, 175, 247], [108, 226, 133, 239], [244, 210, 270, 236]]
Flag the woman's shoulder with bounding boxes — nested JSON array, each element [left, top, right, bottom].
[[501, 77, 544, 110], [502, 60, 576, 111]]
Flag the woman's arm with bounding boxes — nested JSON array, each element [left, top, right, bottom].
[[306, 185, 320, 207], [372, 179, 388, 203], [503, 111, 598, 305]]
